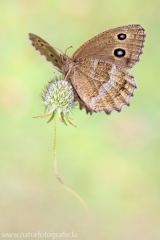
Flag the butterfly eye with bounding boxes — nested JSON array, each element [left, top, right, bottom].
[[114, 48, 126, 57], [117, 33, 126, 40]]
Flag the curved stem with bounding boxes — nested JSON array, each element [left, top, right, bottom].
[[53, 113, 89, 214]]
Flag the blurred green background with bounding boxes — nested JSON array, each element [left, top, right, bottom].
[[0, 1, 160, 239]]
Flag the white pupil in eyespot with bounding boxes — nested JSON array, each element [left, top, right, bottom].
[[117, 50, 123, 55], [118, 33, 126, 40]]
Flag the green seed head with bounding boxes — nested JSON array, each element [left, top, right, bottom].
[[42, 77, 75, 115], [38, 76, 76, 126]]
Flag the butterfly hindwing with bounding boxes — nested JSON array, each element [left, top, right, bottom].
[[71, 59, 136, 114]]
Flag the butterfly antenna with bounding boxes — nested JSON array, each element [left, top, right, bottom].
[[65, 46, 73, 55], [54, 47, 64, 54]]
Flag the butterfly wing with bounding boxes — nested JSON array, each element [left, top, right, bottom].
[[71, 58, 136, 114], [72, 25, 145, 70], [74, 90, 93, 114], [29, 33, 63, 72]]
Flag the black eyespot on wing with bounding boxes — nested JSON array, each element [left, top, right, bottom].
[[114, 48, 126, 57], [117, 33, 126, 40], [50, 54, 58, 62]]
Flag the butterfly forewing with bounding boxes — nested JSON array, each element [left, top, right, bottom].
[[29, 33, 63, 72], [72, 24, 145, 70]]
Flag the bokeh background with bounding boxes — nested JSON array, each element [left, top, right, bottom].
[[0, 1, 160, 239]]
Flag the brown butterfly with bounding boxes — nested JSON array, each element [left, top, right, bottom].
[[29, 24, 145, 114]]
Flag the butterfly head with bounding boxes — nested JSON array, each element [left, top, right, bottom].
[[61, 55, 74, 76]]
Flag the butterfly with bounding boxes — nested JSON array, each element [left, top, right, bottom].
[[29, 24, 145, 115]]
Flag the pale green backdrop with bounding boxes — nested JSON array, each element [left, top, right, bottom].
[[0, 1, 160, 240]]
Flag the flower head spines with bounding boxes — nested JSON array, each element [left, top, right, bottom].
[[36, 75, 76, 126]]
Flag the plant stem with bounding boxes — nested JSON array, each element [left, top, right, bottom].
[[53, 113, 89, 214]]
